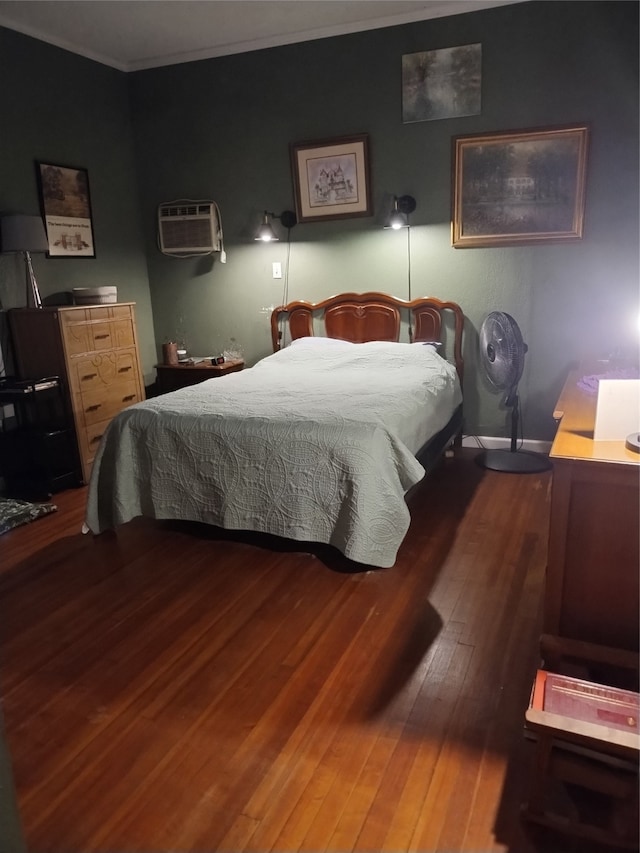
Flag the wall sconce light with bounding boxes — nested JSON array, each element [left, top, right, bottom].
[[0, 214, 49, 308], [384, 195, 417, 230], [255, 210, 297, 242]]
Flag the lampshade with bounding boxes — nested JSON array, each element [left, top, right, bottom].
[[0, 214, 48, 253], [255, 212, 279, 242], [0, 214, 48, 309], [255, 209, 297, 242], [384, 195, 417, 230]]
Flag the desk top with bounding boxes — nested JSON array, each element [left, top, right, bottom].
[[551, 368, 640, 466]]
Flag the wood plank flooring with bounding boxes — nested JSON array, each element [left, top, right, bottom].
[[0, 450, 584, 851]]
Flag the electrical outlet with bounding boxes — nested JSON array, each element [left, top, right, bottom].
[[272, 262, 282, 279]]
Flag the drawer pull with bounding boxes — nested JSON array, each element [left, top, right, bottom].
[[118, 366, 132, 372], [95, 334, 109, 340], [82, 373, 98, 380], [122, 394, 136, 402], [86, 404, 102, 412]]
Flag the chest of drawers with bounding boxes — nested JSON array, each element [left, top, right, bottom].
[[9, 303, 145, 484], [546, 368, 639, 651]]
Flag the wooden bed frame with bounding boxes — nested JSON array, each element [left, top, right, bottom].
[[271, 292, 465, 462]]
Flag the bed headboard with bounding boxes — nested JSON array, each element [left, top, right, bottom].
[[271, 291, 464, 384]]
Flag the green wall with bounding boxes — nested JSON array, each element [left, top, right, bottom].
[[1, 1, 638, 440], [0, 28, 156, 381], [130, 0, 639, 440]]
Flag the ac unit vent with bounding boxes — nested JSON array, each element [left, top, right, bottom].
[[158, 200, 221, 256]]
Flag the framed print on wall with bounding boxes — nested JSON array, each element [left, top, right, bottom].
[[290, 134, 372, 223], [451, 124, 589, 248], [402, 43, 481, 123], [36, 161, 96, 257]]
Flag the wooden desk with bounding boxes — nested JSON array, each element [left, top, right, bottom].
[[155, 359, 244, 393], [546, 369, 639, 651]]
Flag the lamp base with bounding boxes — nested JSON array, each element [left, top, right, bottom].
[[625, 433, 640, 453]]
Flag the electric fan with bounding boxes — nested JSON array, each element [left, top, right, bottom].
[[476, 312, 552, 473]]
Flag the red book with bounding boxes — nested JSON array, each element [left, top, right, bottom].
[[531, 669, 639, 735]]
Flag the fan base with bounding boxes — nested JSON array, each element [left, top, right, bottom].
[[476, 448, 552, 474]]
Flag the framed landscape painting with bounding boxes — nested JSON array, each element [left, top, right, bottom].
[[451, 125, 589, 248], [290, 134, 372, 223], [402, 43, 481, 123]]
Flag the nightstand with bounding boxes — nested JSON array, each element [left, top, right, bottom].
[[155, 358, 244, 393]]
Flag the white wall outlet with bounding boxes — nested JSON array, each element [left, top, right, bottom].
[[272, 262, 282, 279]]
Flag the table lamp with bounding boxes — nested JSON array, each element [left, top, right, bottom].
[[0, 214, 49, 308]]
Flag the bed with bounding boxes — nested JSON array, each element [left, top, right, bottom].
[[85, 292, 464, 568]]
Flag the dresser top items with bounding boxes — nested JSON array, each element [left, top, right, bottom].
[[551, 367, 640, 467]]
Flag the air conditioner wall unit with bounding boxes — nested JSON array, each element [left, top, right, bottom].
[[158, 200, 221, 256]]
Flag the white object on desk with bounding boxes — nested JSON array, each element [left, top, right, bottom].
[[593, 379, 640, 441]]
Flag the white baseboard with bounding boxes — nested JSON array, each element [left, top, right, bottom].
[[462, 435, 552, 454]]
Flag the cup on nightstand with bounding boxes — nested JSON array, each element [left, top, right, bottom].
[[162, 342, 179, 365]]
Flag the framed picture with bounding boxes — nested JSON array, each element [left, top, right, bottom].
[[36, 161, 96, 257], [451, 125, 589, 248], [290, 133, 372, 223], [402, 43, 481, 124]]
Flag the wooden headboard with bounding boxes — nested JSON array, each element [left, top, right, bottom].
[[271, 292, 464, 384]]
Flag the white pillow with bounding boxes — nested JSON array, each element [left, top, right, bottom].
[[289, 336, 354, 347]]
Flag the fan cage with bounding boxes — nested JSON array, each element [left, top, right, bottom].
[[479, 311, 526, 391]]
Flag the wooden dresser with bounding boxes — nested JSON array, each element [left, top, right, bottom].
[[9, 304, 145, 484], [546, 368, 639, 651]]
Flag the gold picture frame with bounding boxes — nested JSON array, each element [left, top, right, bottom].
[[290, 134, 372, 223], [452, 124, 589, 248]]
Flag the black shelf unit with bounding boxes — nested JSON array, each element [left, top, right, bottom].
[[0, 376, 80, 500]]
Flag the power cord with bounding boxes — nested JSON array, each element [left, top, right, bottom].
[[278, 227, 294, 348]]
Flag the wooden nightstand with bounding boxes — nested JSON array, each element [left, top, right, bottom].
[[155, 358, 244, 393]]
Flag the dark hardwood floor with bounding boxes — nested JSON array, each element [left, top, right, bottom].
[[0, 450, 587, 851]]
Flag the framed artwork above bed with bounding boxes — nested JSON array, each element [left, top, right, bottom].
[[290, 134, 372, 223], [451, 124, 589, 248]]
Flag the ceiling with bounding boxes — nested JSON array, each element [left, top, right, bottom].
[[0, 0, 524, 72]]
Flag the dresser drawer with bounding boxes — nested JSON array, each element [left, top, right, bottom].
[[61, 307, 136, 356], [77, 420, 109, 484], [77, 380, 141, 426], [71, 349, 139, 395], [62, 318, 92, 356], [83, 417, 112, 460], [113, 318, 136, 349]]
